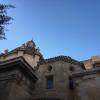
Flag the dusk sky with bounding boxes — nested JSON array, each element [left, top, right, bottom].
[[0, 0, 100, 60]]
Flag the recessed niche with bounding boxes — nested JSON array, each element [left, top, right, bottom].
[[48, 65, 52, 71], [69, 66, 74, 72]]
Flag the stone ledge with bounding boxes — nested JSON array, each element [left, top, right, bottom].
[[72, 68, 100, 78], [0, 56, 38, 82]]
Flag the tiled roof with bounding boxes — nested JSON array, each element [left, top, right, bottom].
[[40, 55, 85, 69]]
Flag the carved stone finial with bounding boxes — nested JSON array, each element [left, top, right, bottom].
[[26, 40, 36, 48], [4, 49, 8, 54], [21, 44, 25, 48]]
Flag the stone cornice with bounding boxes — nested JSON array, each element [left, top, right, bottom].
[[72, 68, 100, 78], [0, 56, 38, 81]]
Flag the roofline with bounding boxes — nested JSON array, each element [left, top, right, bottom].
[[40, 55, 85, 69]]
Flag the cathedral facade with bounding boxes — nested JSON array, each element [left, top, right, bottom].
[[0, 40, 100, 100]]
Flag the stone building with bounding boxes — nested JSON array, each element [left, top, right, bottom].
[[0, 40, 100, 100]]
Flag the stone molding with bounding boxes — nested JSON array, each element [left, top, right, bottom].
[[72, 68, 100, 78], [0, 56, 38, 82]]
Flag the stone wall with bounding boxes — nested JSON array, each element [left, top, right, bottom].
[[82, 56, 100, 69], [72, 68, 100, 100], [32, 60, 83, 100], [7, 70, 34, 100], [0, 57, 37, 100]]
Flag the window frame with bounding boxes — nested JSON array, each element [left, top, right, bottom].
[[46, 75, 54, 89]]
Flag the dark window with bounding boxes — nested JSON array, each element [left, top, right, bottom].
[[46, 76, 53, 89], [69, 76, 74, 90]]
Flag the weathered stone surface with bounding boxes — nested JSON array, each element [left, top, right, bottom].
[[0, 57, 37, 100], [0, 40, 100, 100], [32, 59, 83, 100], [72, 69, 100, 100]]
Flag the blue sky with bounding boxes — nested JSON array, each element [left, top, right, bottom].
[[0, 0, 100, 60]]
